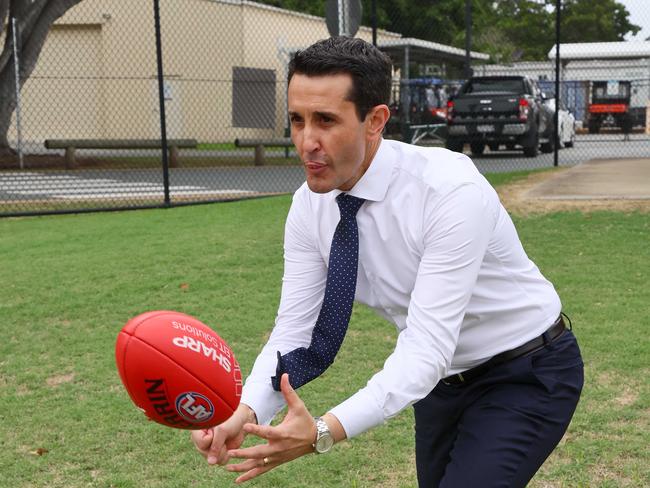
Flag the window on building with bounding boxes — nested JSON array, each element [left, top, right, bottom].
[[232, 67, 276, 129]]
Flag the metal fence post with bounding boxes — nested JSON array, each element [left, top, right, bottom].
[[464, 0, 472, 79], [371, 0, 377, 46], [11, 18, 24, 170], [554, 0, 561, 167], [153, 0, 171, 206]]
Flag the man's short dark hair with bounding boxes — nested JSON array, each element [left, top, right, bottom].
[[288, 37, 392, 121]]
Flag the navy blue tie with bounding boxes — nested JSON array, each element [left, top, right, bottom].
[[272, 193, 365, 391]]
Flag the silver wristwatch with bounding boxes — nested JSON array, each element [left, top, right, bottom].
[[313, 417, 334, 454]]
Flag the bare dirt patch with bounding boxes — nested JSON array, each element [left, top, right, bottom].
[[496, 162, 650, 216], [46, 373, 75, 387]]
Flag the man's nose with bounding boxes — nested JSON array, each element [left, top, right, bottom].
[[302, 124, 320, 152]]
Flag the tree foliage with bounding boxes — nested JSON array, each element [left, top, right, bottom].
[[257, 0, 641, 63], [561, 0, 641, 43], [473, 0, 554, 61]]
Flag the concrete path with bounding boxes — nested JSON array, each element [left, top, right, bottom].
[[526, 158, 650, 200]]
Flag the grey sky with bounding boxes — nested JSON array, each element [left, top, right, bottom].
[[619, 0, 650, 41]]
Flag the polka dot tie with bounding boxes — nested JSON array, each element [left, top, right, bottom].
[[272, 193, 366, 391]]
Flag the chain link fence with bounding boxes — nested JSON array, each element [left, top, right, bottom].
[[1, 0, 648, 217]]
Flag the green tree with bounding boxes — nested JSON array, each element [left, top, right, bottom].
[[362, 0, 466, 47], [472, 0, 554, 62], [561, 0, 641, 43], [254, 0, 641, 63]]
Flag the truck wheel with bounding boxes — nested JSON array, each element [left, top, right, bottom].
[[522, 132, 539, 157], [540, 136, 555, 153], [488, 143, 499, 152], [588, 119, 600, 134], [565, 131, 575, 148], [620, 113, 633, 134], [470, 142, 485, 155], [446, 139, 464, 153]]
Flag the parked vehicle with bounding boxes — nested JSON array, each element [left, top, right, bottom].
[[385, 78, 461, 141], [445, 75, 555, 157], [587, 80, 632, 134], [544, 98, 576, 148]]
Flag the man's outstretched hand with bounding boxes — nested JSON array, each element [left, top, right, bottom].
[[225, 373, 318, 483], [191, 403, 251, 466]]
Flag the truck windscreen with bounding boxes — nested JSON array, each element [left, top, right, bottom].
[[464, 79, 525, 94], [593, 82, 630, 99]]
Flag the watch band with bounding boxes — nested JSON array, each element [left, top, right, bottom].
[[313, 416, 334, 454]]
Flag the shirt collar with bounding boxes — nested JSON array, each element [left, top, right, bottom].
[[338, 138, 394, 202]]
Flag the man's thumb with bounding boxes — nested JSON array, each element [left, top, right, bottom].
[[281, 373, 301, 407]]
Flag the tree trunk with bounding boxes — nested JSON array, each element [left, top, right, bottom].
[[0, 64, 17, 155], [0, 0, 83, 154]]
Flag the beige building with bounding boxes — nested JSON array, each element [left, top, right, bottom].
[[8, 0, 403, 150]]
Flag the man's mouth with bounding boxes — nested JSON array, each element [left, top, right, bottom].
[[304, 159, 328, 174], [305, 160, 326, 168]]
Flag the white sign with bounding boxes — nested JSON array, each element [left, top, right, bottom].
[[606, 80, 620, 96]]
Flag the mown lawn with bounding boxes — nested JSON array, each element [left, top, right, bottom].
[[0, 173, 647, 487]]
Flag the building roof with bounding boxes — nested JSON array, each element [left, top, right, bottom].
[[379, 37, 490, 68], [548, 41, 650, 60]]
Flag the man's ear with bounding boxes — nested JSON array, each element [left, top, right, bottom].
[[365, 104, 390, 137]]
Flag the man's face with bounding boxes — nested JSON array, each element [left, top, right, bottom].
[[288, 73, 374, 193]]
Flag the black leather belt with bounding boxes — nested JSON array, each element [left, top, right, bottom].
[[441, 315, 567, 386]]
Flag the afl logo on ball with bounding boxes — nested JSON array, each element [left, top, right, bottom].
[[175, 392, 215, 423]]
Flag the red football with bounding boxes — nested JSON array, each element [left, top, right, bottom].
[[115, 310, 242, 429]]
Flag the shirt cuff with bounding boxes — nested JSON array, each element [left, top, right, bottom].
[[240, 380, 286, 426], [328, 389, 385, 439]]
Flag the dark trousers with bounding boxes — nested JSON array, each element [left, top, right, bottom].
[[413, 330, 584, 487]]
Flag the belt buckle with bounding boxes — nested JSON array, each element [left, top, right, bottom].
[[442, 372, 465, 386]]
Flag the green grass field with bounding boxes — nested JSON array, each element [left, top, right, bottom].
[[1, 172, 648, 487]]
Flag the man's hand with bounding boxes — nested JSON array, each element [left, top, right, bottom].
[[191, 403, 255, 466], [225, 373, 318, 483]]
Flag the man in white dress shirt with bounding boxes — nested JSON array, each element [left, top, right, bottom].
[[191, 37, 584, 487]]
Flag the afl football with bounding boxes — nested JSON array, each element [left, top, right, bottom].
[[115, 310, 242, 429]]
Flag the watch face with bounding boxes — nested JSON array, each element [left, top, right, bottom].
[[316, 434, 334, 453]]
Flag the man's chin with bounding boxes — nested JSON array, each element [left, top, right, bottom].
[[305, 174, 335, 194]]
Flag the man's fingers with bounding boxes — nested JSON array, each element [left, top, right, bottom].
[[242, 422, 284, 440], [226, 457, 267, 473], [228, 458, 278, 484], [208, 428, 230, 465], [235, 466, 268, 484], [191, 429, 229, 465], [191, 429, 213, 453], [227, 444, 273, 460]]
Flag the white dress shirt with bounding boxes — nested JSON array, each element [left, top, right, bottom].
[[240, 139, 561, 439]]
